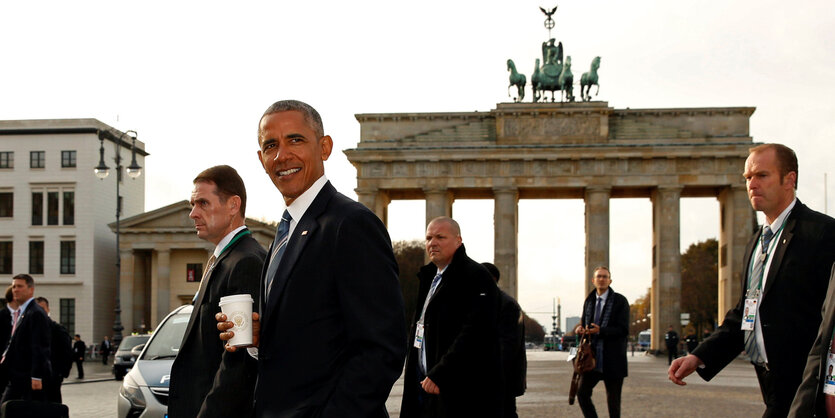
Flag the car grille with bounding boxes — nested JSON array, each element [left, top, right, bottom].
[[150, 387, 169, 406]]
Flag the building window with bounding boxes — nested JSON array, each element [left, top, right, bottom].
[[0, 193, 11, 218], [60, 298, 75, 336], [30, 151, 45, 168], [61, 151, 76, 168], [0, 242, 11, 274], [29, 241, 44, 275], [47, 192, 59, 225], [31, 192, 43, 225], [186, 263, 203, 282], [63, 191, 74, 225], [0, 152, 12, 169], [60, 241, 75, 274]]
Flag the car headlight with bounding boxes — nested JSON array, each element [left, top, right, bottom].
[[120, 374, 146, 417]]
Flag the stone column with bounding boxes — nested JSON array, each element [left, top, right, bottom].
[[120, 249, 134, 335], [156, 248, 171, 328], [493, 187, 519, 299], [424, 188, 453, 227], [651, 186, 682, 352], [356, 187, 390, 227], [717, 186, 756, 323], [584, 187, 611, 296]]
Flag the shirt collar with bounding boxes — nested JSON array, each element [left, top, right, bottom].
[[286, 175, 328, 224], [18, 297, 34, 313], [213, 225, 248, 258], [596, 289, 610, 302], [766, 197, 796, 233]]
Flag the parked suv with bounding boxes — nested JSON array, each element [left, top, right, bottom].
[[113, 334, 151, 380], [118, 305, 192, 418]]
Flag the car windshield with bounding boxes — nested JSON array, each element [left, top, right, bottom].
[[141, 310, 191, 360], [117, 335, 149, 353]]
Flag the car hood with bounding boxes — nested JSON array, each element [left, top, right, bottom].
[[134, 359, 175, 388]]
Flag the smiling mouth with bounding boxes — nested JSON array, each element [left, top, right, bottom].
[[278, 168, 301, 177]]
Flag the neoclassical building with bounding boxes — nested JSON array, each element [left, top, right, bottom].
[[113, 201, 274, 331]]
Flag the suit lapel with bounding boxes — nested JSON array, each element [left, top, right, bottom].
[[263, 183, 335, 323], [762, 206, 800, 298]]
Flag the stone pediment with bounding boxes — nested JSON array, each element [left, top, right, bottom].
[[112, 200, 194, 233]]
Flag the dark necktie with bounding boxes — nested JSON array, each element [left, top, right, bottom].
[[265, 210, 292, 298], [594, 297, 603, 324]]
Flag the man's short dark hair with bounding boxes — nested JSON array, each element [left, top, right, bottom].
[[12, 274, 34, 288], [193, 165, 247, 217], [35, 296, 49, 307], [482, 262, 501, 283], [259, 99, 325, 139], [593, 266, 611, 277], [75, 334, 80, 339], [750, 143, 799, 189]]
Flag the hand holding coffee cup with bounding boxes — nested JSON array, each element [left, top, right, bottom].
[[218, 294, 254, 347], [217, 311, 260, 352]]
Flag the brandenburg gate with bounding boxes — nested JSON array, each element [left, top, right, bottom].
[[344, 101, 757, 350]]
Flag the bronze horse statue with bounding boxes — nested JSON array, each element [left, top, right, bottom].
[[558, 56, 574, 102], [580, 56, 601, 102], [507, 59, 526, 102]]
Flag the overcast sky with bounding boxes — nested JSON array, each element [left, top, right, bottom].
[[2, 0, 833, 330]]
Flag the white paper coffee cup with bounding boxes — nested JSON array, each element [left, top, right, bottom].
[[219, 294, 254, 347]]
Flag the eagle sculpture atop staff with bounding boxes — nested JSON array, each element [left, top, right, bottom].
[[540, 5, 557, 37]]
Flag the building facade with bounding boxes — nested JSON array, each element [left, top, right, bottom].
[[0, 119, 147, 342]]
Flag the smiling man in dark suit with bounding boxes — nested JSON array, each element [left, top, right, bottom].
[[219, 100, 407, 417], [167, 165, 265, 418], [669, 143, 835, 417], [1, 274, 51, 404]]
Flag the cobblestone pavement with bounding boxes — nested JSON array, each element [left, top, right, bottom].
[[62, 351, 765, 417]]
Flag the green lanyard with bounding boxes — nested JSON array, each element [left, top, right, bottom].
[[746, 216, 789, 291], [219, 229, 250, 256]]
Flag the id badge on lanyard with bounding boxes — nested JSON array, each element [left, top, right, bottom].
[[413, 322, 424, 349], [741, 289, 759, 331], [825, 353, 835, 395]]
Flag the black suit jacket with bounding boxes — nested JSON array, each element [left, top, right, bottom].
[[0, 308, 11, 356], [790, 263, 835, 417], [168, 230, 265, 418], [256, 182, 407, 417], [401, 244, 503, 418], [693, 201, 835, 403], [580, 287, 629, 378], [4, 300, 51, 390], [498, 290, 526, 397]]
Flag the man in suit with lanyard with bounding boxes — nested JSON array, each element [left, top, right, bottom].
[[669, 143, 835, 417], [218, 100, 407, 416], [1, 274, 51, 404], [168, 165, 266, 418]]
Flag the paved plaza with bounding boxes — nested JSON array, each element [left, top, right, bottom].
[[63, 350, 765, 417]]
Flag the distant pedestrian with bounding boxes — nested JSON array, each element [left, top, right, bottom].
[[684, 332, 698, 354], [665, 326, 679, 365], [72, 335, 86, 379], [100, 336, 112, 365]]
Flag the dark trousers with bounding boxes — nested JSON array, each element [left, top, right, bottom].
[[74, 360, 83, 379], [503, 396, 518, 418], [753, 364, 792, 418], [44, 376, 63, 403], [577, 370, 623, 418], [667, 345, 678, 365], [101, 352, 109, 365]]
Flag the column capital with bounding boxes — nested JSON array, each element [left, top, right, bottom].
[[492, 186, 519, 195]]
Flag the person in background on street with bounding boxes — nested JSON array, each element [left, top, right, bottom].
[[668, 143, 835, 416], [685, 331, 698, 354], [483, 262, 527, 418], [665, 325, 680, 365], [0, 286, 18, 396], [400, 217, 503, 417], [1, 274, 51, 403], [167, 165, 265, 418], [35, 297, 72, 403], [99, 336, 112, 365], [72, 335, 85, 380], [574, 266, 629, 418]]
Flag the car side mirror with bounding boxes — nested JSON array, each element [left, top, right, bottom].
[[130, 344, 146, 356]]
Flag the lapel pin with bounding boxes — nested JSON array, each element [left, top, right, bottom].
[[301, 230, 308, 236]]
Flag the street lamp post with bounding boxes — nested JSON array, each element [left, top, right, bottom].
[[95, 129, 142, 348]]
